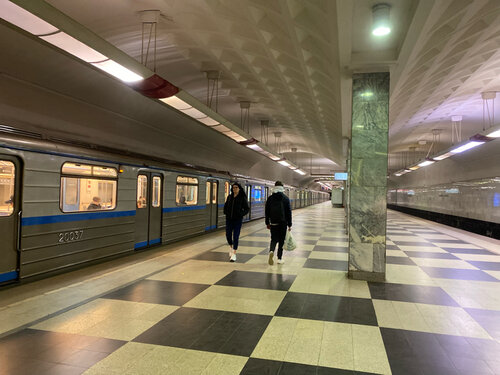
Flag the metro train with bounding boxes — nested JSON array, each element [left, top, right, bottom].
[[0, 131, 329, 284]]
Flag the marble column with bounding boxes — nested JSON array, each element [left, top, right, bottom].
[[348, 72, 389, 282]]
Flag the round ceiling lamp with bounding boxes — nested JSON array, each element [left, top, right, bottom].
[[372, 3, 391, 36]]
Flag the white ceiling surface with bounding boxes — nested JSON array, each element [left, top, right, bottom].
[[4, 0, 500, 176], [45, 0, 344, 171]]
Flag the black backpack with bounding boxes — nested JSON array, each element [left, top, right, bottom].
[[269, 195, 285, 223]]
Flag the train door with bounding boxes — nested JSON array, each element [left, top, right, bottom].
[[244, 184, 251, 221], [135, 172, 163, 249], [0, 156, 20, 283], [206, 179, 218, 230]]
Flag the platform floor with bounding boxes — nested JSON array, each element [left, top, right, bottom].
[[0, 202, 500, 375]]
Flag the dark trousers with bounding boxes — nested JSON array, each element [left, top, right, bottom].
[[270, 223, 288, 260], [226, 218, 243, 250]]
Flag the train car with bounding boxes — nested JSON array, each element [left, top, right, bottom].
[[0, 134, 329, 284]]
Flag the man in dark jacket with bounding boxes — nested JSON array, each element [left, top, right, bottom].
[[224, 183, 250, 262], [265, 181, 292, 265]]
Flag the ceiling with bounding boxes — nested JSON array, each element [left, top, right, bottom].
[[2, 0, 500, 179]]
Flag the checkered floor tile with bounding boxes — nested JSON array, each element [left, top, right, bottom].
[[1, 203, 500, 375]]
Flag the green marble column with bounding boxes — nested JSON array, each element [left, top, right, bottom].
[[348, 72, 389, 282]]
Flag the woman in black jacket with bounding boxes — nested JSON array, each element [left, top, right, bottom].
[[223, 183, 249, 262]]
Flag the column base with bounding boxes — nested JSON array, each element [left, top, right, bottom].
[[348, 270, 385, 282]]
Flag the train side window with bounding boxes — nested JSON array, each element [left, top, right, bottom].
[[137, 175, 148, 208], [0, 160, 15, 217], [152, 176, 161, 208], [176, 176, 198, 206], [60, 162, 117, 213], [206, 181, 210, 204], [252, 186, 262, 202], [211, 182, 217, 204], [224, 182, 230, 199]]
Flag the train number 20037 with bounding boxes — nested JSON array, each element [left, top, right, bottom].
[[58, 230, 84, 243]]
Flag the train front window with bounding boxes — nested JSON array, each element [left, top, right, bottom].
[[176, 176, 198, 206], [60, 162, 118, 213], [0, 160, 15, 216], [206, 181, 210, 204]]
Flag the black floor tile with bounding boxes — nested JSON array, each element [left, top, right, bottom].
[[386, 244, 400, 250], [403, 251, 459, 259], [193, 251, 255, 263], [381, 328, 458, 375], [303, 259, 348, 271], [238, 240, 272, 247], [420, 267, 499, 282], [295, 239, 319, 245], [392, 241, 432, 246], [368, 282, 459, 306], [466, 260, 500, 271], [240, 358, 378, 375], [275, 292, 378, 326], [259, 249, 310, 258], [102, 279, 209, 305], [216, 270, 296, 291], [134, 307, 271, 356], [465, 308, 500, 341], [313, 245, 348, 253], [387, 256, 415, 265], [442, 248, 494, 255], [0, 329, 124, 374], [240, 358, 282, 374], [320, 236, 348, 241]]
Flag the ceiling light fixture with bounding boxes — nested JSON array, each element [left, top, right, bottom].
[[372, 3, 391, 36]]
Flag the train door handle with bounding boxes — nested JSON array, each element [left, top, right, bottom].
[[17, 210, 22, 251]]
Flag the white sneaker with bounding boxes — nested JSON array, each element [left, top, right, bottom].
[[277, 259, 284, 264], [230, 253, 237, 262], [268, 251, 274, 266], [229, 246, 233, 258]]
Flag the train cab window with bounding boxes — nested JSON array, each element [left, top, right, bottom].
[[60, 162, 117, 212], [0, 161, 15, 216], [152, 176, 161, 208], [137, 175, 148, 208], [211, 182, 217, 204], [252, 186, 263, 202], [176, 176, 198, 206], [224, 182, 230, 199], [206, 181, 211, 204]]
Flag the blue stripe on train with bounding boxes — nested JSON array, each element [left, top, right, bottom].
[[162, 205, 206, 213], [21, 210, 136, 226], [134, 241, 148, 249], [149, 238, 161, 245], [0, 271, 18, 283], [205, 225, 216, 231]]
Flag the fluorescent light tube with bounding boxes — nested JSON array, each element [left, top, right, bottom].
[[409, 165, 420, 171], [212, 124, 230, 133], [160, 95, 192, 110], [246, 144, 263, 152], [92, 60, 143, 82], [182, 107, 207, 119], [41, 32, 106, 62], [487, 129, 500, 138], [278, 160, 291, 167], [0, 0, 58, 35], [294, 169, 306, 175], [418, 160, 434, 167], [450, 141, 484, 154], [198, 117, 219, 126], [433, 152, 454, 161]]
